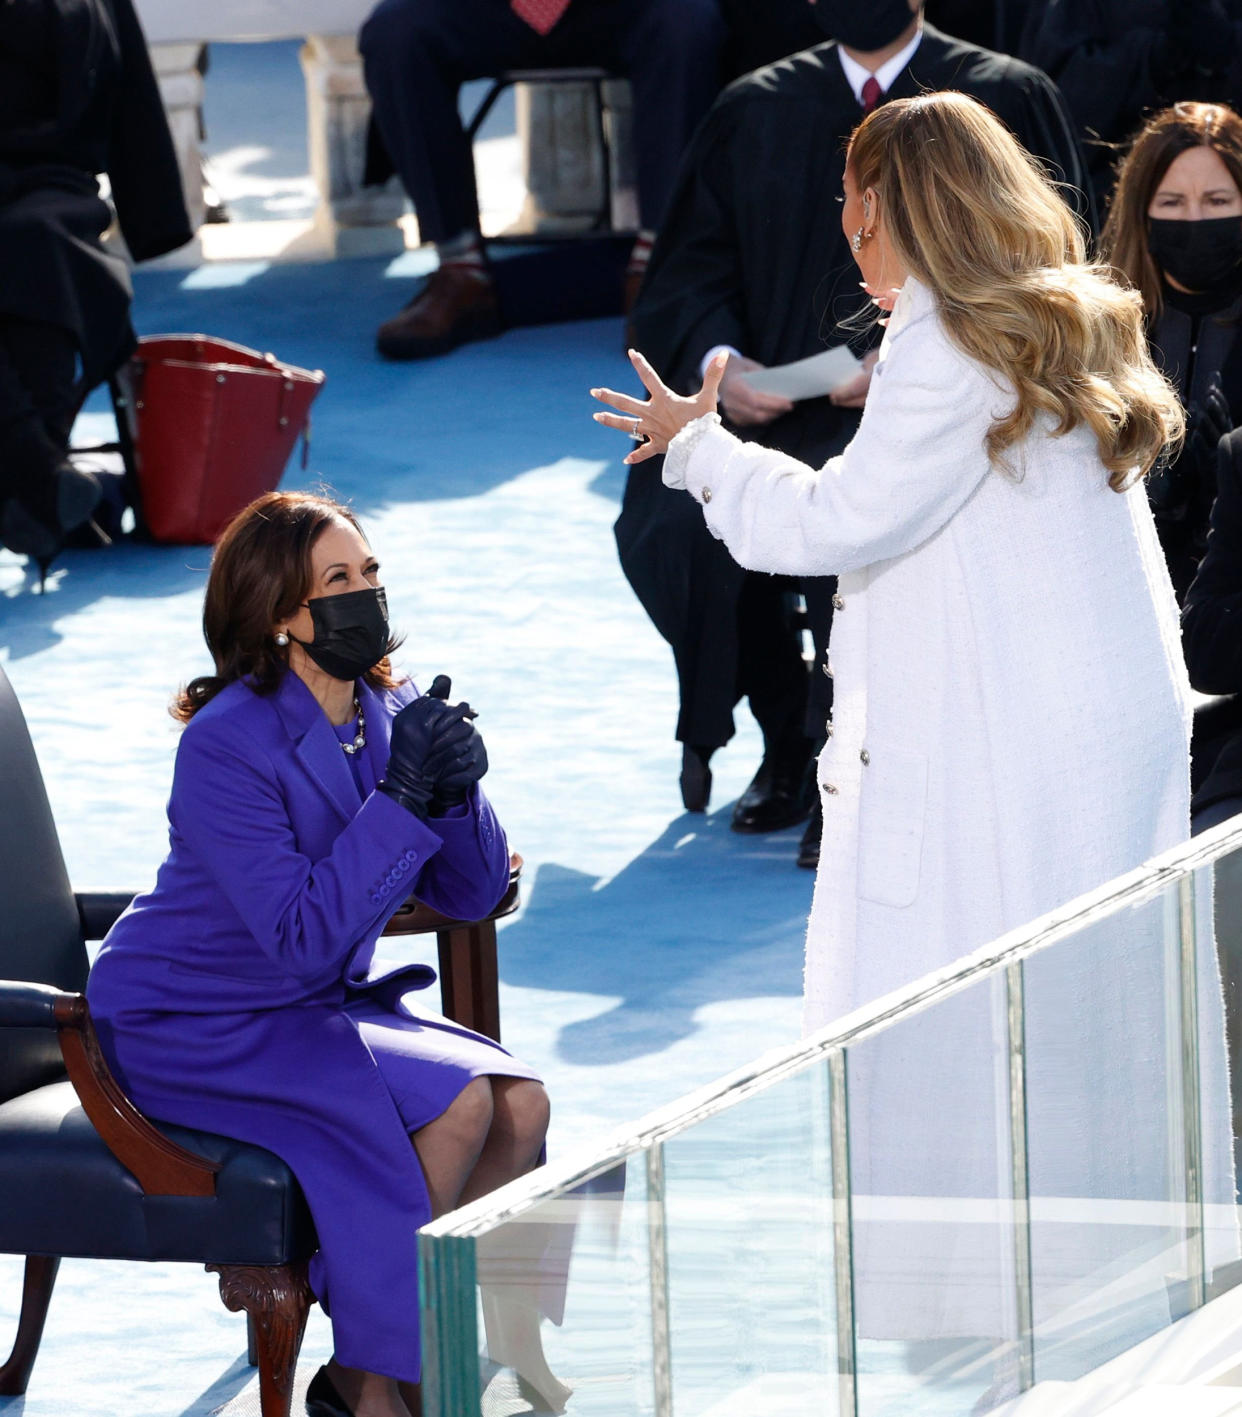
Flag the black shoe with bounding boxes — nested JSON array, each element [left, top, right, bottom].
[[306, 1365, 353, 1416], [730, 737, 816, 834], [797, 797, 822, 869], [1, 462, 102, 581], [0, 415, 103, 573], [679, 744, 714, 812]]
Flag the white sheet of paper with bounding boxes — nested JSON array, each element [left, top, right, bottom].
[[740, 346, 864, 401]]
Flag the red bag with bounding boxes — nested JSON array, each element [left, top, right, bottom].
[[127, 335, 325, 544]]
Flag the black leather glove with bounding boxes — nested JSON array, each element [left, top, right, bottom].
[[1190, 384, 1233, 553], [428, 711, 489, 814], [1191, 383, 1232, 465], [378, 675, 460, 819], [413, 676, 488, 814], [1150, 384, 1232, 519]]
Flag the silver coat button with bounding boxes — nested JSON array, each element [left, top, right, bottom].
[[822, 783, 839, 795], [832, 593, 845, 610], [701, 487, 712, 503], [860, 749, 870, 765]]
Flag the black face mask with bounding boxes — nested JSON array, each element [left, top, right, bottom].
[[291, 586, 392, 682], [1148, 215, 1242, 294], [811, 0, 916, 52]]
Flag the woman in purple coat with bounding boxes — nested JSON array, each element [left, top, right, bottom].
[[87, 491, 550, 1417]]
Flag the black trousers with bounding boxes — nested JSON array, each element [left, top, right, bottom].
[[359, 0, 726, 243], [0, 316, 78, 499], [732, 572, 811, 751]]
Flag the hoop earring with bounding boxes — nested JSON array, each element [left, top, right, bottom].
[[274, 631, 289, 647]]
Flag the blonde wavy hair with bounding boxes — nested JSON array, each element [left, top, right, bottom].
[[848, 91, 1184, 488]]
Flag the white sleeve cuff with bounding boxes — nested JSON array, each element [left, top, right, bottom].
[[663, 412, 724, 491], [699, 344, 743, 380]]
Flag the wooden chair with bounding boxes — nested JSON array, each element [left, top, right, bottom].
[[466, 67, 619, 241], [0, 660, 517, 1414]]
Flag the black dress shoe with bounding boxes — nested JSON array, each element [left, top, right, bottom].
[[306, 1365, 353, 1416], [797, 797, 822, 869], [730, 739, 816, 834], [0, 415, 103, 586], [679, 744, 714, 812]]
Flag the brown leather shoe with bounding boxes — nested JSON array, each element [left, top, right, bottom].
[[376, 265, 502, 360]]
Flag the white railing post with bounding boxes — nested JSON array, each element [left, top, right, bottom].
[[646, 1141, 674, 1417], [1179, 874, 1207, 1310], [1006, 961, 1036, 1391], [829, 1050, 858, 1417]]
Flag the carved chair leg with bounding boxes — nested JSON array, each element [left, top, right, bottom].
[[0, 1254, 60, 1395], [207, 1262, 313, 1417]]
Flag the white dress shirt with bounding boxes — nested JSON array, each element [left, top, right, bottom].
[[836, 26, 923, 106]]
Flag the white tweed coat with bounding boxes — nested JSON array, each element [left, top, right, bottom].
[[664, 277, 1235, 1343], [665, 276, 1191, 1028]]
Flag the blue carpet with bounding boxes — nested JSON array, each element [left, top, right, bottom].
[[0, 252, 812, 1416]]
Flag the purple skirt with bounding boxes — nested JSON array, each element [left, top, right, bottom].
[[94, 993, 543, 1383], [343, 994, 540, 1131]]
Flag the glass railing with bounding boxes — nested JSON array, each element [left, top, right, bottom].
[[418, 816, 1242, 1417]]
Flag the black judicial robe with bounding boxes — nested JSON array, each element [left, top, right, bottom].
[[0, 0, 191, 384], [619, 25, 1090, 748], [1021, 0, 1242, 212]]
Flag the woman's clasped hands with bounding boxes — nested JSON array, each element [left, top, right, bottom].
[[378, 674, 488, 819], [591, 348, 728, 464]]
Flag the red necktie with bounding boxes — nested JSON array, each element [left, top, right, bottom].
[[861, 75, 883, 116], [511, 0, 572, 35]]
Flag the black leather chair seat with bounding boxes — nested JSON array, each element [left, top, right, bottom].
[[0, 1080, 316, 1264]]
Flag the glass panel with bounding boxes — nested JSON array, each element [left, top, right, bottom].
[[419, 827, 1242, 1417], [422, 1159, 657, 1417], [1205, 846, 1242, 1302], [847, 972, 1016, 1417], [1021, 881, 1230, 1380], [659, 1062, 840, 1416]]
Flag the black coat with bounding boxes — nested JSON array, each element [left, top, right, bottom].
[[0, 0, 191, 383], [618, 26, 1091, 746], [1148, 286, 1242, 600], [1184, 426, 1242, 815], [1021, 0, 1242, 210]]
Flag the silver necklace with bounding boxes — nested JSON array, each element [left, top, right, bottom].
[[340, 697, 366, 755]]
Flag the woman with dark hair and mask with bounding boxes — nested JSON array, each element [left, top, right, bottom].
[[86, 492, 556, 1417], [1102, 101, 1242, 600]]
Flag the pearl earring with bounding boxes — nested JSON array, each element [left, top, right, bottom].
[[274, 631, 289, 647]]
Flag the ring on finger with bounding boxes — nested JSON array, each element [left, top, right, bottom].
[[627, 419, 647, 443]]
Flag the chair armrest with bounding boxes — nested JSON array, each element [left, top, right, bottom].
[[0, 981, 220, 1198], [75, 891, 137, 941], [0, 980, 64, 1028]]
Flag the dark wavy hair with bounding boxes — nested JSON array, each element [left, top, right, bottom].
[[172, 491, 403, 723]]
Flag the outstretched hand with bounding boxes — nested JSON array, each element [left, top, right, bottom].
[[591, 349, 727, 464]]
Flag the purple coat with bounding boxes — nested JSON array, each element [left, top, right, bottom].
[[87, 669, 518, 1381]]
